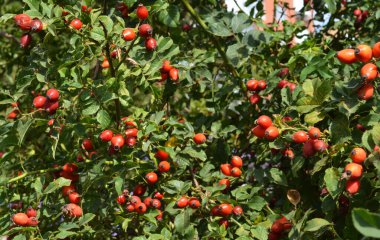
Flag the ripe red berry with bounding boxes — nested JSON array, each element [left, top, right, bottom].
[[218, 178, 231, 189], [130, 196, 142, 206], [177, 196, 188, 208], [31, 18, 43, 32], [218, 203, 233, 216], [249, 94, 261, 104], [143, 197, 152, 207], [12, 213, 29, 226], [358, 84, 374, 100], [62, 185, 76, 196], [145, 172, 158, 184], [125, 128, 138, 138], [26, 207, 37, 218], [156, 210, 163, 221], [372, 42, 380, 58], [231, 156, 243, 168], [126, 203, 135, 212], [158, 161, 170, 173], [350, 147, 366, 164], [353, 9, 362, 16], [68, 192, 81, 204], [355, 44, 372, 63], [100, 130, 113, 142], [337, 49, 357, 64], [14, 14, 32, 30], [122, 28, 136, 41], [344, 163, 363, 179], [101, 58, 110, 69], [154, 192, 164, 199], [308, 127, 321, 139], [169, 68, 179, 81], [46, 88, 60, 101], [139, 24, 153, 38], [133, 184, 146, 196], [145, 38, 157, 51], [360, 63, 378, 81], [231, 167, 242, 177], [62, 203, 83, 217], [219, 218, 229, 228], [346, 179, 360, 194], [20, 33, 32, 48], [70, 18, 83, 30], [313, 140, 328, 152], [82, 138, 93, 151], [252, 125, 266, 138], [151, 199, 162, 209], [155, 149, 169, 161], [182, 23, 191, 31], [282, 148, 295, 159], [45, 100, 59, 114], [136, 4, 149, 20], [246, 79, 259, 91], [257, 80, 267, 90], [268, 232, 281, 240], [257, 115, 272, 129], [271, 221, 284, 233], [111, 134, 125, 150], [62, 163, 78, 173], [292, 131, 309, 143], [233, 206, 243, 215], [26, 217, 39, 226], [126, 136, 137, 147], [277, 79, 289, 89], [302, 139, 316, 157], [33, 96, 47, 108], [189, 197, 201, 209], [220, 163, 233, 176], [265, 126, 279, 141], [117, 195, 126, 205], [193, 133, 206, 144], [161, 60, 173, 73], [134, 202, 147, 214]]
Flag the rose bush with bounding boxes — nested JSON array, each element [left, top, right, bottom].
[[1, 0, 380, 239]]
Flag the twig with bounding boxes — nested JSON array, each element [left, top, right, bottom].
[[0, 31, 19, 43]]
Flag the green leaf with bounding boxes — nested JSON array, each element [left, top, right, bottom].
[[324, 168, 340, 199], [114, 177, 124, 196], [304, 111, 325, 125], [98, 15, 114, 33], [17, 119, 34, 146], [300, 65, 317, 81], [43, 177, 72, 194], [55, 230, 76, 239], [24, 0, 40, 11], [330, 113, 350, 144], [96, 110, 111, 128], [231, 13, 251, 33], [181, 148, 207, 161], [226, 43, 249, 67], [90, 27, 105, 42], [158, 5, 180, 28], [247, 196, 267, 211], [371, 124, 380, 146], [324, 0, 337, 14], [303, 218, 331, 232], [78, 213, 96, 226], [269, 168, 288, 186], [352, 208, 380, 238], [174, 209, 191, 233], [161, 180, 192, 195], [32, 177, 43, 195], [12, 235, 26, 240], [82, 102, 100, 115]]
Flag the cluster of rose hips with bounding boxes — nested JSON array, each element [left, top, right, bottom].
[[98, 117, 138, 152], [11, 207, 39, 227], [275, 67, 297, 93], [220, 156, 243, 178], [32, 88, 60, 114], [252, 115, 280, 141], [337, 43, 380, 100], [57, 163, 83, 218], [116, 2, 129, 18], [342, 147, 367, 195], [6, 102, 20, 120], [14, 13, 44, 48], [353, 8, 369, 26], [159, 60, 179, 82], [268, 216, 292, 240], [210, 203, 243, 229], [246, 79, 267, 104], [290, 127, 328, 158]]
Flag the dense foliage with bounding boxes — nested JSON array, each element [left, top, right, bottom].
[[1, 0, 380, 239]]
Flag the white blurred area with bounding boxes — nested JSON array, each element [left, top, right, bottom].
[[225, 0, 315, 42]]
